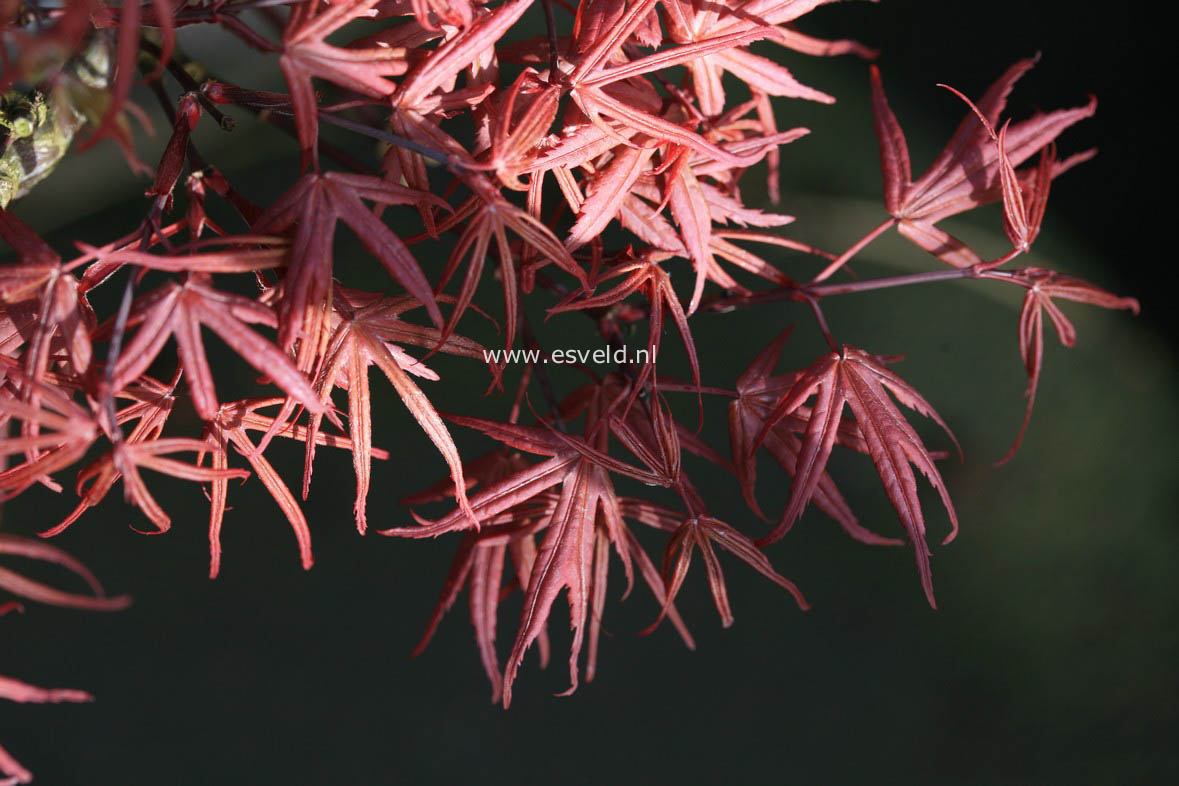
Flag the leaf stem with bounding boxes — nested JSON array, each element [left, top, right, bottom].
[[811, 217, 896, 283], [804, 295, 838, 353]]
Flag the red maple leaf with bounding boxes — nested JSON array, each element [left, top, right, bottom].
[[647, 512, 808, 630], [254, 172, 448, 355], [816, 59, 1096, 280], [756, 346, 960, 607], [279, 0, 408, 168], [203, 397, 389, 578], [109, 274, 323, 422], [385, 390, 691, 706], [728, 329, 900, 546], [987, 268, 1139, 464], [0, 369, 99, 497], [0, 209, 94, 382], [301, 289, 483, 533]]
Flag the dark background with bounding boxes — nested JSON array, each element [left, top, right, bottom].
[[2, 2, 1175, 784]]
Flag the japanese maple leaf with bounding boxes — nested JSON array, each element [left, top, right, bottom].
[[496, 1, 781, 179], [204, 398, 389, 578], [994, 125, 1055, 258], [562, 0, 782, 168], [563, 143, 658, 251], [301, 290, 484, 533], [548, 251, 701, 411], [391, 0, 534, 114], [729, 329, 900, 546], [411, 508, 689, 703], [0, 370, 98, 497], [649, 512, 809, 630], [0, 211, 96, 483], [387, 405, 669, 540], [399, 372, 672, 703], [385, 408, 686, 707], [936, 84, 1060, 261], [109, 274, 323, 422], [39, 371, 182, 537], [647, 143, 807, 313], [416, 534, 514, 701], [433, 193, 585, 353], [280, 0, 408, 168], [484, 70, 564, 191], [591, 153, 808, 313], [661, 0, 876, 115], [986, 268, 1139, 465], [756, 346, 960, 607], [53, 437, 249, 537], [666, 155, 727, 314], [0, 209, 93, 381], [402, 448, 546, 702], [253, 172, 447, 356], [499, 457, 618, 705], [815, 59, 1096, 281], [577, 385, 811, 629], [600, 383, 728, 489]]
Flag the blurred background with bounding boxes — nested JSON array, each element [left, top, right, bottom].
[[2, 1, 1175, 783]]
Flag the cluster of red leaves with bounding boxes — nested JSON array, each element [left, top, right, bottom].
[[1, 3, 1140, 770]]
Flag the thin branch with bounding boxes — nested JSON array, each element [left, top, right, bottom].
[[100, 212, 158, 443], [253, 111, 371, 175], [703, 266, 1000, 311], [541, 0, 561, 82], [312, 111, 451, 166], [139, 39, 235, 131]]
